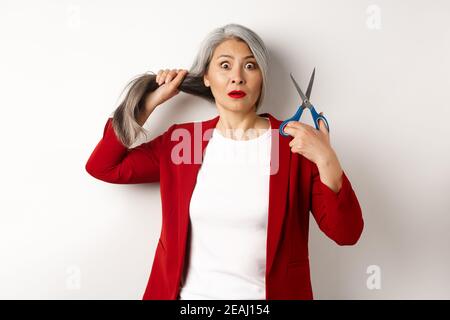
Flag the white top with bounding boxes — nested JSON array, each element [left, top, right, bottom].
[[178, 119, 272, 300]]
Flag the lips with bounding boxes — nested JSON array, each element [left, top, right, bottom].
[[228, 90, 246, 98]]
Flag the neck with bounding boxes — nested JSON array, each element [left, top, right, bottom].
[[215, 107, 269, 140]]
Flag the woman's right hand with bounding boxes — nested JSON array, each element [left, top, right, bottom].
[[145, 68, 188, 110]]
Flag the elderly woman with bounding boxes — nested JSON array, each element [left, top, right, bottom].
[[85, 23, 364, 300]]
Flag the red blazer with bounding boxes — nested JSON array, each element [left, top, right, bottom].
[[85, 112, 364, 300]]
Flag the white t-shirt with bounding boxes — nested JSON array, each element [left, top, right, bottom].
[[178, 119, 272, 300]]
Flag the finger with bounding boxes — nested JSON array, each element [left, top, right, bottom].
[[286, 120, 312, 131], [288, 138, 298, 147], [283, 125, 296, 136], [165, 69, 178, 84], [159, 69, 170, 85], [285, 121, 301, 129], [171, 69, 188, 88], [157, 69, 167, 85], [156, 69, 164, 84], [290, 144, 303, 155], [283, 125, 292, 135], [318, 119, 326, 131], [318, 112, 329, 134]]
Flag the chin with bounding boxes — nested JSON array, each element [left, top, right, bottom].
[[218, 98, 255, 111]]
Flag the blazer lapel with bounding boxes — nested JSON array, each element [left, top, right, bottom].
[[177, 115, 221, 255], [262, 113, 291, 276]]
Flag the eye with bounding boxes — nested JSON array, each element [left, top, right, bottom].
[[220, 61, 258, 70]]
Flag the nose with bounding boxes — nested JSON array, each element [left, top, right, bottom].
[[231, 68, 245, 85]]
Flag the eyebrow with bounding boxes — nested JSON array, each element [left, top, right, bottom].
[[217, 54, 255, 59]]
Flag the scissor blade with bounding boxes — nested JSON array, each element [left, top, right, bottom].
[[305, 68, 315, 100], [289, 73, 308, 103]]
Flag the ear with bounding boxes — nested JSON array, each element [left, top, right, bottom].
[[203, 74, 210, 87]]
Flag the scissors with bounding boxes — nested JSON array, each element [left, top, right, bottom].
[[279, 68, 330, 137]]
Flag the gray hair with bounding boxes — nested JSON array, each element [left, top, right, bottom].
[[111, 23, 270, 148]]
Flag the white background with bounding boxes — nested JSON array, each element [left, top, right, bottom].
[[1, 0, 449, 299]]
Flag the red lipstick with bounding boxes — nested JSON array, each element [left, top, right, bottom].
[[228, 90, 246, 99]]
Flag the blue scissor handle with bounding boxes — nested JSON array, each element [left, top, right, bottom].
[[309, 104, 330, 133], [279, 105, 305, 137], [279, 104, 330, 137]]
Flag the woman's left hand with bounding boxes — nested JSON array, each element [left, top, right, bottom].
[[282, 112, 335, 166], [283, 112, 344, 193]]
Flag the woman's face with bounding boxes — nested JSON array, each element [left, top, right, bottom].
[[204, 38, 263, 113]]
